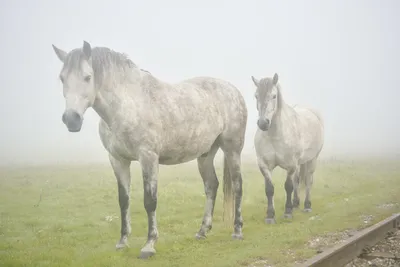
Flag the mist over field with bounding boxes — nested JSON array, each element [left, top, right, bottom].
[[0, 0, 399, 166]]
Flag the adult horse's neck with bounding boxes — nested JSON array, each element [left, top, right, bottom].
[[89, 47, 145, 127], [269, 84, 296, 136]]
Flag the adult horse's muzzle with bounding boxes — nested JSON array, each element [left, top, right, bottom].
[[62, 109, 83, 132], [257, 119, 270, 131]]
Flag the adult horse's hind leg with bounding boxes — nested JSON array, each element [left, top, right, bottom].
[[284, 167, 299, 219], [195, 141, 220, 239], [220, 135, 244, 239], [303, 157, 317, 213], [293, 165, 305, 209], [109, 154, 132, 249], [224, 151, 244, 239]]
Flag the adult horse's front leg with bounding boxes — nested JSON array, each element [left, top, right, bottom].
[[284, 168, 298, 219], [258, 160, 275, 224], [139, 152, 159, 259], [109, 154, 132, 249]]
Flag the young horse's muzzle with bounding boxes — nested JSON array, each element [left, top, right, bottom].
[[62, 109, 83, 132]]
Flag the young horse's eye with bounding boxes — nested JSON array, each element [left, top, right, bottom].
[[84, 75, 91, 82]]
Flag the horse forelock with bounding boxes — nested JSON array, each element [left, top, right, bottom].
[[62, 48, 86, 74], [257, 77, 284, 111], [259, 77, 272, 88], [257, 77, 274, 99]]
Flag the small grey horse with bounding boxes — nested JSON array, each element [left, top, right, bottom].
[[251, 73, 324, 224], [51, 41, 247, 258]]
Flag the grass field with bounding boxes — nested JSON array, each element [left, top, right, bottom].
[[1, 158, 399, 267]]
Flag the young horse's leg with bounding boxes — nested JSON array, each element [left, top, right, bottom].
[[293, 165, 305, 209], [109, 154, 132, 249], [303, 158, 317, 213], [284, 167, 299, 219], [258, 159, 276, 224], [139, 151, 159, 259], [195, 142, 220, 239]]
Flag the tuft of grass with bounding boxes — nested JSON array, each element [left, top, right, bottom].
[[0, 160, 399, 267]]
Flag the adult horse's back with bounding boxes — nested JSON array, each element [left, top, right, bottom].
[[51, 41, 247, 258]]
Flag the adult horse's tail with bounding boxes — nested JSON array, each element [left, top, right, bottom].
[[223, 155, 235, 225]]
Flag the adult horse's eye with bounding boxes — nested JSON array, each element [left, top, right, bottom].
[[272, 95, 277, 99], [84, 75, 91, 82]]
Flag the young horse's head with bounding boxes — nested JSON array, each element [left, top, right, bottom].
[[251, 73, 280, 131], [52, 41, 96, 132]]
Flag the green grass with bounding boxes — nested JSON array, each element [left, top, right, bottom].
[[1, 159, 399, 267]]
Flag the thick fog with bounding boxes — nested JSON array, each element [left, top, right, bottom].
[[0, 0, 399, 166]]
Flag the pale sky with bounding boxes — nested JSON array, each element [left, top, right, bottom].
[[0, 0, 399, 165]]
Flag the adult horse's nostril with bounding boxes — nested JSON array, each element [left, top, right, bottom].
[[70, 111, 81, 122]]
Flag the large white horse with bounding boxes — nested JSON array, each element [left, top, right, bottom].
[[52, 41, 248, 258], [251, 73, 324, 224]]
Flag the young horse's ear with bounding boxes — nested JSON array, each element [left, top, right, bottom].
[[272, 73, 279, 85], [251, 76, 260, 87], [82, 40, 92, 60], [52, 44, 67, 63]]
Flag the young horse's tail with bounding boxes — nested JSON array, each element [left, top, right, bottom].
[[223, 155, 235, 226]]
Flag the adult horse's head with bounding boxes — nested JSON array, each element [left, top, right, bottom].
[[52, 41, 95, 132], [251, 73, 279, 131]]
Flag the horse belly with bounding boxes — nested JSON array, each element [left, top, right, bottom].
[[159, 126, 221, 165], [159, 135, 218, 165], [298, 111, 324, 164], [274, 145, 301, 170]]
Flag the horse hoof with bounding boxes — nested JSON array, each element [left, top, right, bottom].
[[232, 233, 243, 240], [195, 233, 206, 240], [303, 208, 312, 213], [139, 248, 156, 259], [265, 218, 276, 224], [116, 241, 128, 250], [283, 213, 293, 219]]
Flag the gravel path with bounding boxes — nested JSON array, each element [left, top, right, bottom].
[[345, 230, 400, 267]]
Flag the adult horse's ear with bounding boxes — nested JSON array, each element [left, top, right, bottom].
[[82, 40, 92, 59], [52, 44, 67, 63], [273, 73, 279, 85], [251, 76, 260, 87]]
